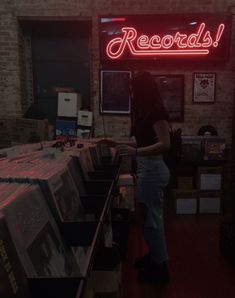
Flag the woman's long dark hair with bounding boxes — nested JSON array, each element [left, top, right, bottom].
[[130, 71, 167, 121]]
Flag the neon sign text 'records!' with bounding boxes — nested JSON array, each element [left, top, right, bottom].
[[106, 23, 225, 59]]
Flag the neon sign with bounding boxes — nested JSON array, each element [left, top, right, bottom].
[[106, 23, 225, 59], [100, 15, 231, 62]]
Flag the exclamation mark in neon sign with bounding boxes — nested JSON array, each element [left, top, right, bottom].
[[213, 24, 225, 47]]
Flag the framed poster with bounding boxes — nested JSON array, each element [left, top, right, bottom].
[[154, 74, 184, 122], [193, 73, 216, 103], [100, 70, 131, 114]]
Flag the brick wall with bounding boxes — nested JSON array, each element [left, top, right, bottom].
[[0, 1, 235, 137], [1, 1, 235, 210], [0, 1, 234, 133]]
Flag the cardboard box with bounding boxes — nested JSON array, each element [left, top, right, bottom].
[[82, 276, 95, 298], [91, 246, 121, 296], [199, 191, 221, 213], [91, 263, 122, 294], [57, 92, 81, 117], [197, 167, 222, 191], [77, 110, 93, 127], [173, 189, 198, 214], [77, 128, 91, 138], [177, 176, 193, 189]]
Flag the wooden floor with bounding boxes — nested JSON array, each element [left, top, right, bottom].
[[122, 210, 235, 298]]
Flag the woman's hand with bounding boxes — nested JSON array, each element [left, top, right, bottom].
[[94, 138, 116, 147], [116, 145, 136, 156]]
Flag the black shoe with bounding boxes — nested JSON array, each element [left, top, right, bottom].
[[134, 253, 151, 270], [138, 262, 170, 284]]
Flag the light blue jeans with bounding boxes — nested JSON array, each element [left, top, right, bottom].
[[136, 155, 170, 264]]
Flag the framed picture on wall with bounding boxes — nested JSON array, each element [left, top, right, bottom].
[[154, 74, 184, 122], [193, 73, 216, 103], [100, 70, 132, 114]]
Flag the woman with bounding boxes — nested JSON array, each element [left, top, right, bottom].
[[101, 71, 170, 283]]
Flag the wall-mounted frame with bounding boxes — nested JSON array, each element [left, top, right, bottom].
[[100, 70, 131, 115], [154, 74, 184, 122], [193, 73, 216, 103]]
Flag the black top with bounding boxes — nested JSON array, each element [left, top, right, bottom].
[[132, 105, 169, 148]]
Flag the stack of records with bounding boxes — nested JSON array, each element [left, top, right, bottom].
[[78, 148, 95, 181], [57, 149, 87, 196], [88, 145, 102, 168], [0, 212, 30, 297], [0, 161, 85, 223], [0, 183, 81, 278], [21, 149, 88, 205]]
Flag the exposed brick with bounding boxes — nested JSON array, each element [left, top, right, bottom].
[[0, 0, 235, 209]]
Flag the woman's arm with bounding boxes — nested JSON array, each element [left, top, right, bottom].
[[95, 138, 136, 148], [116, 139, 136, 147], [117, 120, 170, 156], [137, 120, 170, 156]]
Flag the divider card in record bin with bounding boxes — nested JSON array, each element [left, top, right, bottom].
[[56, 119, 77, 137], [203, 137, 226, 160], [199, 191, 221, 213], [172, 189, 198, 214], [197, 167, 222, 191]]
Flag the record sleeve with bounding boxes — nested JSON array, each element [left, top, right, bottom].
[[0, 161, 86, 223], [0, 212, 30, 297], [203, 137, 226, 160], [0, 184, 81, 277]]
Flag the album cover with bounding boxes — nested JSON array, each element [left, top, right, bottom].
[[0, 212, 30, 298], [56, 119, 77, 137], [0, 183, 24, 205], [78, 149, 95, 181], [0, 184, 80, 277], [204, 137, 226, 160], [27, 222, 74, 277], [64, 154, 86, 197], [51, 170, 84, 221], [181, 136, 204, 161], [99, 143, 112, 158], [88, 147, 99, 168], [0, 158, 85, 223]]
